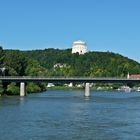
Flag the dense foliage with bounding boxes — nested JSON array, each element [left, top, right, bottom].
[[1, 47, 140, 95], [23, 48, 140, 77]]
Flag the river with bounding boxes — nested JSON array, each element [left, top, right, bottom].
[[0, 90, 140, 140]]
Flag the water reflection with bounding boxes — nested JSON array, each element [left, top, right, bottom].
[[84, 96, 91, 101], [19, 97, 26, 105]]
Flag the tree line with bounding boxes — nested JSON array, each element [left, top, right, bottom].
[[1, 46, 140, 95]]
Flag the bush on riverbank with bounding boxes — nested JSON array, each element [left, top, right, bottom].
[[6, 82, 19, 95], [26, 82, 46, 93], [0, 80, 4, 95]]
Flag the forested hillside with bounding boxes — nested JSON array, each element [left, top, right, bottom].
[[1, 47, 140, 77], [0, 47, 140, 95], [24, 48, 140, 77]]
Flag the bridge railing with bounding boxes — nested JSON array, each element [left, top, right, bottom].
[[0, 76, 128, 79]]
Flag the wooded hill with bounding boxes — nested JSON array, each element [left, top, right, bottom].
[[0, 47, 140, 94]]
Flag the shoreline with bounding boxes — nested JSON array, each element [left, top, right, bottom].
[[1, 86, 140, 96]]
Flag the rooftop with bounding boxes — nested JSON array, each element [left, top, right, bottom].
[[73, 40, 86, 45]]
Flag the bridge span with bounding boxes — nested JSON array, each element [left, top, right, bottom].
[[0, 76, 140, 97]]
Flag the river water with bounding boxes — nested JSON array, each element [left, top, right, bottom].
[[0, 90, 140, 140]]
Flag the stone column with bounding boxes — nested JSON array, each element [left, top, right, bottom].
[[20, 82, 26, 97], [85, 83, 90, 97]]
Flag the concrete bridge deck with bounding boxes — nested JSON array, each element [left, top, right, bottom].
[[0, 76, 140, 84]]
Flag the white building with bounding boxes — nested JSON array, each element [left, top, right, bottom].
[[53, 63, 66, 69], [68, 83, 73, 87], [72, 40, 87, 55], [47, 83, 55, 88]]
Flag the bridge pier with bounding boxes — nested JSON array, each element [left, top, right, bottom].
[[85, 83, 90, 97], [20, 82, 26, 97]]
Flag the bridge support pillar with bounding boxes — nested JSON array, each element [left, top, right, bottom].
[[85, 83, 90, 97], [20, 82, 26, 97]]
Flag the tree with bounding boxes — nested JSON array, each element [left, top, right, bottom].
[[0, 46, 3, 50], [26, 82, 41, 93], [0, 80, 4, 95], [6, 82, 19, 95], [25, 59, 48, 76], [3, 50, 27, 76]]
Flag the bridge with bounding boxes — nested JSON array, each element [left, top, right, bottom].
[[1, 76, 140, 97]]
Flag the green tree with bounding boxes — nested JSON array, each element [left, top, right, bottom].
[[26, 82, 41, 93], [25, 59, 48, 76], [3, 50, 27, 76], [7, 82, 19, 95], [0, 80, 4, 95]]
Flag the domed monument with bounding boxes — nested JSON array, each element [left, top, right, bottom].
[[72, 40, 87, 55]]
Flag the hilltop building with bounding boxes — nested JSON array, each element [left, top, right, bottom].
[[72, 40, 87, 54]]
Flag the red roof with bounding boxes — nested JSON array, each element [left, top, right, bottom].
[[129, 74, 140, 79]]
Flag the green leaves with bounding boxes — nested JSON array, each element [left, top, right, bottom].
[[7, 82, 19, 95], [26, 82, 41, 93], [0, 80, 4, 95], [2, 50, 27, 76]]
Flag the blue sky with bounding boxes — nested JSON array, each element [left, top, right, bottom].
[[0, 0, 140, 62]]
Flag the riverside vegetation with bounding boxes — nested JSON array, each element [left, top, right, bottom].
[[0, 46, 140, 95]]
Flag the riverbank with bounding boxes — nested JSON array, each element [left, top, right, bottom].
[[47, 85, 115, 91]]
